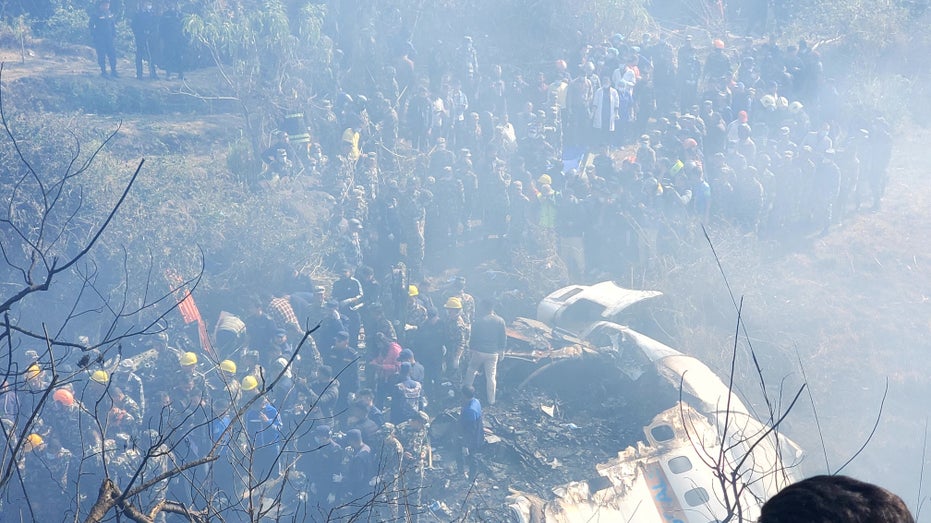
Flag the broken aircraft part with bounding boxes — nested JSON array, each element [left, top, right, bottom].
[[504, 282, 803, 523]]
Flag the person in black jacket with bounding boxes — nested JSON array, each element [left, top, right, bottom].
[[90, 0, 117, 77], [131, 2, 159, 79]]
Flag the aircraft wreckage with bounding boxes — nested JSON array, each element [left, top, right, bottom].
[[497, 281, 803, 523]]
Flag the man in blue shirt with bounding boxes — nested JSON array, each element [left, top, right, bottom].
[[457, 385, 483, 480]]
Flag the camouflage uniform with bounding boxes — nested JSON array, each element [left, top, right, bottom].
[[397, 416, 429, 521], [373, 427, 404, 520], [443, 314, 468, 375], [457, 290, 475, 348], [405, 300, 428, 330]]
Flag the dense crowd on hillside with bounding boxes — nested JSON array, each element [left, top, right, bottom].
[[1, 0, 898, 521]]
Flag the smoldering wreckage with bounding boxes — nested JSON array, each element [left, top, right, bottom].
[[421, 281, 803, 522]]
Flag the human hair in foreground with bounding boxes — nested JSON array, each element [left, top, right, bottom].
[[758, 475, 915, 523]]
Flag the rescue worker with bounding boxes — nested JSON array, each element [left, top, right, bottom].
[[442, 297, 468, 377], [462, 299, 506, 406], [404, 284, 428, 332], [372, 422, 404, 520], [244, 385, 283, 481]]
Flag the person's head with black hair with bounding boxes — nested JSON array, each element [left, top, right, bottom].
[[759, 475, 914, 523], [477, 298, 495, 315], [461, 384, 476, 400]]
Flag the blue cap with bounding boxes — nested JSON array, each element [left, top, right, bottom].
[[399, 349, 414, 361]]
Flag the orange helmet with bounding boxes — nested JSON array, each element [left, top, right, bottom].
[[53, 388, 75, 407]]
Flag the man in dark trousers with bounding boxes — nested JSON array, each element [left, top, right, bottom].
[[131, 2, 159, 79], [90, 0, 117, 77], [456, 384, 483, 480], [159, 1, 186, 80]]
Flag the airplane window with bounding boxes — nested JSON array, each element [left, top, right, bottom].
[[668, 456, 692, 473], [684, 487, 710, 507], [650, 424, 675, 442]]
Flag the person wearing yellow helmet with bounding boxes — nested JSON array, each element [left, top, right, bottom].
[[443, 296, 468, 374], [245, 393, 283, 479], [24, 433, 44, 452], [219, 360, 237, 374], [91, 370, 109, 384], [405, 285, 428, 330], [241, 375, 259, 392], [25, 363, 42, 382], [180, 351, 198, 368], [444, 296, 462, 309], [207, 359, 241, 403]]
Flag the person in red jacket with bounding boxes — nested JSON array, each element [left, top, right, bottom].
[[369, 332, 401, 408]]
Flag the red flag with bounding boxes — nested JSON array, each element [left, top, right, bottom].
[[165, 269, 214, 356]]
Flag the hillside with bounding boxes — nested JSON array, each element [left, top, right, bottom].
[[4, 28, 931, 519]]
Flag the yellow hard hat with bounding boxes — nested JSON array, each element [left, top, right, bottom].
[[91, 370, 109, 384], [242, 375, 258, 391], [24, 433, 44, 452], [408, 284, 419, 297], [444, 297, 463, 309], [180, 352, 198, 367], [219, 360, 237, 374], [26, 364, 41, 380], [538, 174, 552, 186]]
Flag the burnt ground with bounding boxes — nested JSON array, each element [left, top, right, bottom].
[[6, 38, 931, 521], [418, 353, 681, 521]]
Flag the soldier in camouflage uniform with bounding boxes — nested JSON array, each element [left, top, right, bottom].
[[442, 297, 468, 377], [399, 185, 427, 282], [357, 153, 380, 202], [452, 276, 475, 348], [339, 219, 365, 270], [21, 436, 74, 521], [373, 422, 404, 520], [431, 167, 466, 262], [405, 285, 429, 332], [397, 410, 430, 522]]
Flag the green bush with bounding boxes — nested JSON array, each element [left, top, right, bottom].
[[36, 4, 90, 44]]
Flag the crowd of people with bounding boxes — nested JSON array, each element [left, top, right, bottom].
[[261, 33, 894, 285], [3, 269, 502, 520], [5, 0, 902, 521]]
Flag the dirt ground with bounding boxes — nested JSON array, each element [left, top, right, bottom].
[[6, 41, 931, 520]]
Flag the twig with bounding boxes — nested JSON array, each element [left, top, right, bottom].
[[834, 377, 888, 475], [794, 343, 830, 473]]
